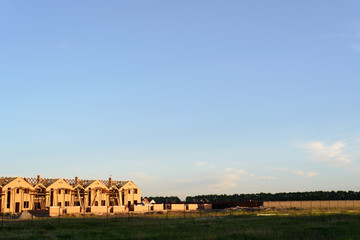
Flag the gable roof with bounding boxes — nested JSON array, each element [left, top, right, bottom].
[[118, 180, 139, 190], [116, 181, 129, 188], [40, 179, 58, 188], [83, 179, 108, 190], [41, 178, 74, 190], [0, 177, 35, 190], [0, 176, 135, 192], [0, 177, 17, 187]]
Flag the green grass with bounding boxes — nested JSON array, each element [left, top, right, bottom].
[[1, 212, 360, 239]]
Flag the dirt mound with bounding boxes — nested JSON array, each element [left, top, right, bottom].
[[16, 212, 34, 220]]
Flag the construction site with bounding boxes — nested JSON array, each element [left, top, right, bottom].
[[4, 175, 360, 219], [0, 175, 214, 217], [0, 175, 143, 216]]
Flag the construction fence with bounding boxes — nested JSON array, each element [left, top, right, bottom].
[[263, 200, 360, 209]]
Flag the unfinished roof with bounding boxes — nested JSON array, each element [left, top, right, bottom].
[[0, 177, 35, 190], [0, 176, 136, 190], [119, 180, 139, 189], [0, 177, 17, 187], [83, 179, 108, 190], [40, 178, 59, 188], [115, 181, 129, 188], [83, 180, 100, 188]]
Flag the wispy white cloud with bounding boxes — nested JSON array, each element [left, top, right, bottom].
[[206, 167, 278, 189], [269, 166, 318, 178], [257, 176, 277, 180], [196, 161, 208, 166], [292, 170, 319, 178], [225, 168, 248, 175], [208, 173, 240, 189], [306, 172, 319, 177], [292, 170, 305, 176], [207, 168, 248, 189], [300, 141, 352, 167]]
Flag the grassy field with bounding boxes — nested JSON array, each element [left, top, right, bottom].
[[1, 212, 360, 239]]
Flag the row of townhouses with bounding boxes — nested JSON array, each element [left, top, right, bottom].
[[0, 175, 141, 214]]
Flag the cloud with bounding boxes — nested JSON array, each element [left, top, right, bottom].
[[257, 176, 277, 180], [306, 172, 319, 177], [301, 141, 352, 166], [195, 161, 215, 169], [207, 168, 248, 189], [292, 170, 319, 178], [206, 168, 277, 189], [196, 161, 208, 166], [293, 170, 305, 176], [208, 174, 240, 189], [269, 166, 318, 178], [225, 168, 248, 175]]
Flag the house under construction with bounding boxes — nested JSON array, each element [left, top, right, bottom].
[[0, 175, 141, 214]]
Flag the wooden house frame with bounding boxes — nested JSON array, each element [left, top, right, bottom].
[[0, 175, 142, 214]]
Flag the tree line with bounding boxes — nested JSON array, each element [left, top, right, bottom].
[[185, 191, 360, 202]]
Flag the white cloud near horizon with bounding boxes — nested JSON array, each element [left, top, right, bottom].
[[301, 141, 352, 167], [257, 176, 277, 180], [207, 168, 248, 189], [269, 166, 319, 178], [196, 161, 208, 166], [224, 168, 248, 175], [206, 168, 276, 190], [292, 170, 319, 178]]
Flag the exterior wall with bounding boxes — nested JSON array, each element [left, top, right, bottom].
[[65, 206, 81, 214], [134, 205, 151, 212], [45, 179, 74, 208], [0, 178, 34, 214], [85, 189, 109, 207], [84, 180, 110, 207], [186, 204, 198, 211], [1, 188, 33, 213], [49, 206, 63, 216], [153, 204, 164, 211], [121, 181, 141, 206], [112, 206, 126, 213], [122, 187, 141, 206], [45, 189, 73, 208], [171, 204, 186, 211], [90, 206, 109, 213]]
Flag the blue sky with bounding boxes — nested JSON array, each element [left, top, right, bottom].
[[1, 1, 360, 199]]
